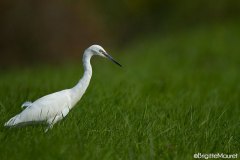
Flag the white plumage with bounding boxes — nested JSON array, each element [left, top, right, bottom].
[[4, 45, 121, 132]]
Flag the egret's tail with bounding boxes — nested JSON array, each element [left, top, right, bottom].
[[4, 115, 21, 127]]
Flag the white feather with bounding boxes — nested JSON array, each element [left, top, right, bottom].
[[21, 101, 33, 109]]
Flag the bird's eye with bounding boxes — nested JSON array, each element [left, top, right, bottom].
[[99, 49, 103, 53]]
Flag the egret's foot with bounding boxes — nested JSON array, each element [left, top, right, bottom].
[[45, 124, 53, 133]]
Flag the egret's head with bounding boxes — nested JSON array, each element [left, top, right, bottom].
[[87, 45, 122, 67]]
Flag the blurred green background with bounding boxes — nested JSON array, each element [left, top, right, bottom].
[[1, 1, 240, 159], [1, 0, 239, 67]]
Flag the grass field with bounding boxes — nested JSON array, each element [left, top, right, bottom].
[[0, 23, 240, 160]]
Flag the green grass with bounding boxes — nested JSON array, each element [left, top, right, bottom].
[[0, 23, 240, 160]]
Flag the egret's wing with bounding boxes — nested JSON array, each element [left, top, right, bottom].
[[12, 89, 71, 124], [21, 101, 33, 109]]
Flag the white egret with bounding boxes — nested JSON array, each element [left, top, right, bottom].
[[4, 45, 122, 132]]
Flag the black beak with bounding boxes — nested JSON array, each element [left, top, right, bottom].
[[102, 52, 122, 67]]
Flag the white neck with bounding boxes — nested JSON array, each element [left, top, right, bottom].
[[70, 50, 93, 107]]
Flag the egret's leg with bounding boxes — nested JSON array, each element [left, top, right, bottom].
[[45, 108, 69, 132], [45, 115, 63, 132]]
